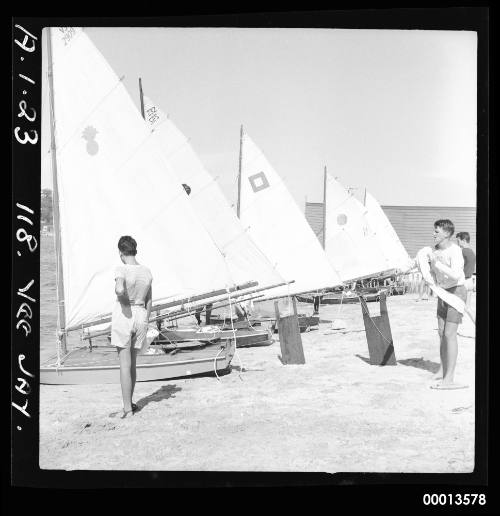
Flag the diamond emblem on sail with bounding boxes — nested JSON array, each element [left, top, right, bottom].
[[337, 213, 348, 226], [248, 172, 270, 193], [82, 126, 99, 155]]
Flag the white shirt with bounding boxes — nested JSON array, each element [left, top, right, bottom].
[[430, 243, 465, 289]]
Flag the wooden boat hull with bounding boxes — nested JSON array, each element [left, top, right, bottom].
[[209, 317, 262, 328], [159, 327, 222, 343], [225, 327, 273, 347], [296, 293, 379, 305], [160, 325, 273, 348], [298, 315, 320, 330], [271, 314, 319, 333], [40, 340, 235, 385]]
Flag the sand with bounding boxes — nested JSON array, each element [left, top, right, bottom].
[[39, 292, 476, 473]]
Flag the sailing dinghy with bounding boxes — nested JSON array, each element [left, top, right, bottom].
[[298, 174, 411, 306], [237, 131, 343, 327], [323, 174, 393, 283], [136, 92, 281, 347], [40, 27, 244, 384], [362, 190, 412, 272]]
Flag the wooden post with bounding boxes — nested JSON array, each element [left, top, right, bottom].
[[47, 28, 67, 355], [275, 299, 305, 365], [237, 124, 243, 218], [359, 292, 396, 365], [139, 77, 145, 119]]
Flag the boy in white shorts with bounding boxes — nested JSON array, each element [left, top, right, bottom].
[[111, 236, 153, 418]]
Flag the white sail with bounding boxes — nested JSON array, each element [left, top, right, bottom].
[[324, 174, 390, 281], [364, 191, 412, 271], [239, 133, 342, 297], [142, 96, 285, 292], [45, 28, 236, 330]]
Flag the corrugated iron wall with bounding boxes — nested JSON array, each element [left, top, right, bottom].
[[304, 202, 325, 245], [305, 202, 476, 258]]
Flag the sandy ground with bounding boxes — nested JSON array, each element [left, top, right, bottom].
[[39, 293, 476, 473]]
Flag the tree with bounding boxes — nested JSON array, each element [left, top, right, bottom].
[[41, 189, 53, 225]]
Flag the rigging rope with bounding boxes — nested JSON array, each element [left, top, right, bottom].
[[336, 289, 346, 319], [226, 289, 244, 381], [213, 345, 224, 382], [358, 295, 393, 346]]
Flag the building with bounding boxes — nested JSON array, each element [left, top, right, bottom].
[[305, 202, 476, 257]]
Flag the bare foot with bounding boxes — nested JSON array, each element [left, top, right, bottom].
[[430, 382, 468, 390]]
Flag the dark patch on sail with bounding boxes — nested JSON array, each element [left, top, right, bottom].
[[182, 183, 191, 195], [337, 213, 348, 226], [82, 126, 99, 156], [248, 172, 270, 193]]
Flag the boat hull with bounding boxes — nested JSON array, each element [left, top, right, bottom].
[[296, 293, 380, 305], [227, 327, 273, 347], [160, 325, 273, 348], [40, 340, 235, 385], [271, 315, 319, 333]]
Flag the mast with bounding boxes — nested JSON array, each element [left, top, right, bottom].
[[237, 124, 243, 218], [47, 28, 67, 355], [363, 187, 367, 206], [322, 165, 327, 249], [139, 77, 145, 119]]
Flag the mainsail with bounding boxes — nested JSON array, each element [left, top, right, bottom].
[[364, 191, 412, 272], [141, 95, 285, 292], [324, 174, 391, 282], [44, 27, 238, 330], [239, 132, 342, 297]]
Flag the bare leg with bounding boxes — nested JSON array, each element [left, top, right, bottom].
[[442, 321, 459, 385], [131, 347, 137, 400], [433, 317, 445, 380], [117, 347, 133, 413]]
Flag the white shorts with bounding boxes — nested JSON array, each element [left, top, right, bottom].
[[111, 303, 148, 350]]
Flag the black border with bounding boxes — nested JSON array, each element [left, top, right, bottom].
[[11, 8, 491, 502]]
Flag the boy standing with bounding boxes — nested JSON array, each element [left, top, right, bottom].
[[111, 236, 153, 417], [429, 220, 467, 389], [456, 231, 476, 308]]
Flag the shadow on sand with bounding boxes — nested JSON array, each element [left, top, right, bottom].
[[397, 357, 440, 373], [230, 365, 264, 373], [135, 384, 182, 412], [355, 355, 439, 372], [355, 354, 371, 365]]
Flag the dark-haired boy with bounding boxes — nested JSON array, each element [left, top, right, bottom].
[[456, 232, 476, 307], [111, 236, 153, 417], [429, 220, 467, 389]]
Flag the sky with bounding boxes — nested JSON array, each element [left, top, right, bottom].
[[41, 27, 477, 207]]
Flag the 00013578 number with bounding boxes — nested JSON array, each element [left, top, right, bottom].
[[423, 493, 486, 506]]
